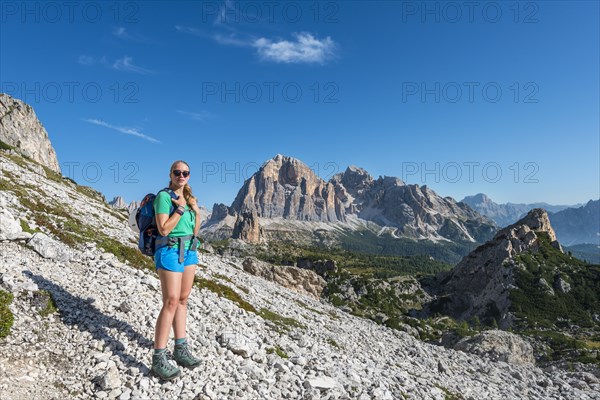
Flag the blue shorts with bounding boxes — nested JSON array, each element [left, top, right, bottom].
[[154, 246, 198, 273]]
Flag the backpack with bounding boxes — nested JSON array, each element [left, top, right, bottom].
[[135, 188, 176, 256]]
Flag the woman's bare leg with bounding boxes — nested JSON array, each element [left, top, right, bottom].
[[154, 269, 182, 349], [173, 265, 196, 339]]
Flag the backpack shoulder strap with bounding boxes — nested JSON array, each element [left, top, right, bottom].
[[157, 187, 171, 196]]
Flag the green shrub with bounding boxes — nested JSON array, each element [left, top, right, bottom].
[[33, 290, 58, 317], [0, 139, 14, 151], [510, 232, 600, 330], [194, 277, 256, 313], [0, 291, 14, 339]]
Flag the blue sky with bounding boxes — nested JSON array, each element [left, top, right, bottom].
[[1, 1, 598, 209]]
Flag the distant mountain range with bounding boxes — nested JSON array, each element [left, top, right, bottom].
[[548, 199, 599, 246], [461, 193, 581, 226], [462, 193, 598, 245]]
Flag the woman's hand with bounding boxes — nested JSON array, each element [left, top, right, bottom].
[[188, 197, 201, 214], [171, 195, 187, 208]]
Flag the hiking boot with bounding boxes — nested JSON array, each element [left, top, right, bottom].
[[173, 342, 202, 369], [151, 352, 181, 381]]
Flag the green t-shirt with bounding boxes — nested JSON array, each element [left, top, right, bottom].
[[153, 191, 196, 248]]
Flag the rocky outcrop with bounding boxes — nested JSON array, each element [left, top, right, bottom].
[[0, 209, 25, 240], [554, 276, 572, 294], [331, 167, 496, 242], [27, 232, 72, 262], [232, 208, 263, 244], [454, 330, 535, 366], [209, 203, 232, 223], [331, 165, 372, 214], [242, 256, 326, 299], [231, 154, 345, 222], [432, 208, 562, 327], [108, 196, 127, 209], [296, 258, 338, 277], [0, 94, 61, 174]]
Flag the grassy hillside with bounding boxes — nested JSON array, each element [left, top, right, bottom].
[[252, 240, 453, 278], [510, 233, 600, 329], [510, 232, 600, 365]]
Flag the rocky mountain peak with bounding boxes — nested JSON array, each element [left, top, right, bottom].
[[378, 175, 405, 189], [229, 154, 344, 222], [0, 93, 61, 174], [260, 154, 319, 186], [465, 193, 492, 204], [331, 165, 374, 194], [232, 206, 263, 244], [433, 208, 564, 327], [108, 196, 128, 209], [496, 208, 558, 245]]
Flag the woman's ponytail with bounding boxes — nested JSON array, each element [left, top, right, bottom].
[[183, 184, 194, 203]]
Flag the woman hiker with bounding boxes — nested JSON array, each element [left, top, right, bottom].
[[151, 160, 203, 380]]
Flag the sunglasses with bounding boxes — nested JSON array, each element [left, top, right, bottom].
[[173, 169, 190, 178]]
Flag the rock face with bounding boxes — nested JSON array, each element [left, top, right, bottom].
[[108, 196, 128, 209], [296, 258, 338, 277], [242, 256, 326, 299], [207, 156, 496, 244], [27, 232, 72, 262], [231, 154, 345, 222], [331, 167, 496, 242], [0, 94, 61, 174], [232, 207, 263, 244], [0, 208, 25, 240], [554, 276, 572, 294], [209, 203, 232, 222], [433, 208, 562, 328], [454, 330, 536, 366]]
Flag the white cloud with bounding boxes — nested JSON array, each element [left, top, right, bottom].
[[112, 56, 156, 75], [83, 118, 161, 143], [176, 25, 339, 65], [78, 55, 155, 74], [78, 55, 96, 66], [113, 27, 127, 37], [177, 110, 214, 121], [253, 32, 337, 64], [175, 25, 205, 36], [176, 25, 248, 47], [112, 27, 152, 43], [213, 33, 248, 47]]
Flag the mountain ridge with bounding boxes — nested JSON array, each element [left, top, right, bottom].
[[204, 154, 497, 246]]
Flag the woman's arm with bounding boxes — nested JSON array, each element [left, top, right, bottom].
[[154, 192, 187, 236], [193, 212, 201, 237], [188, 197, 201, 237], [156, 211, 183, 237]]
